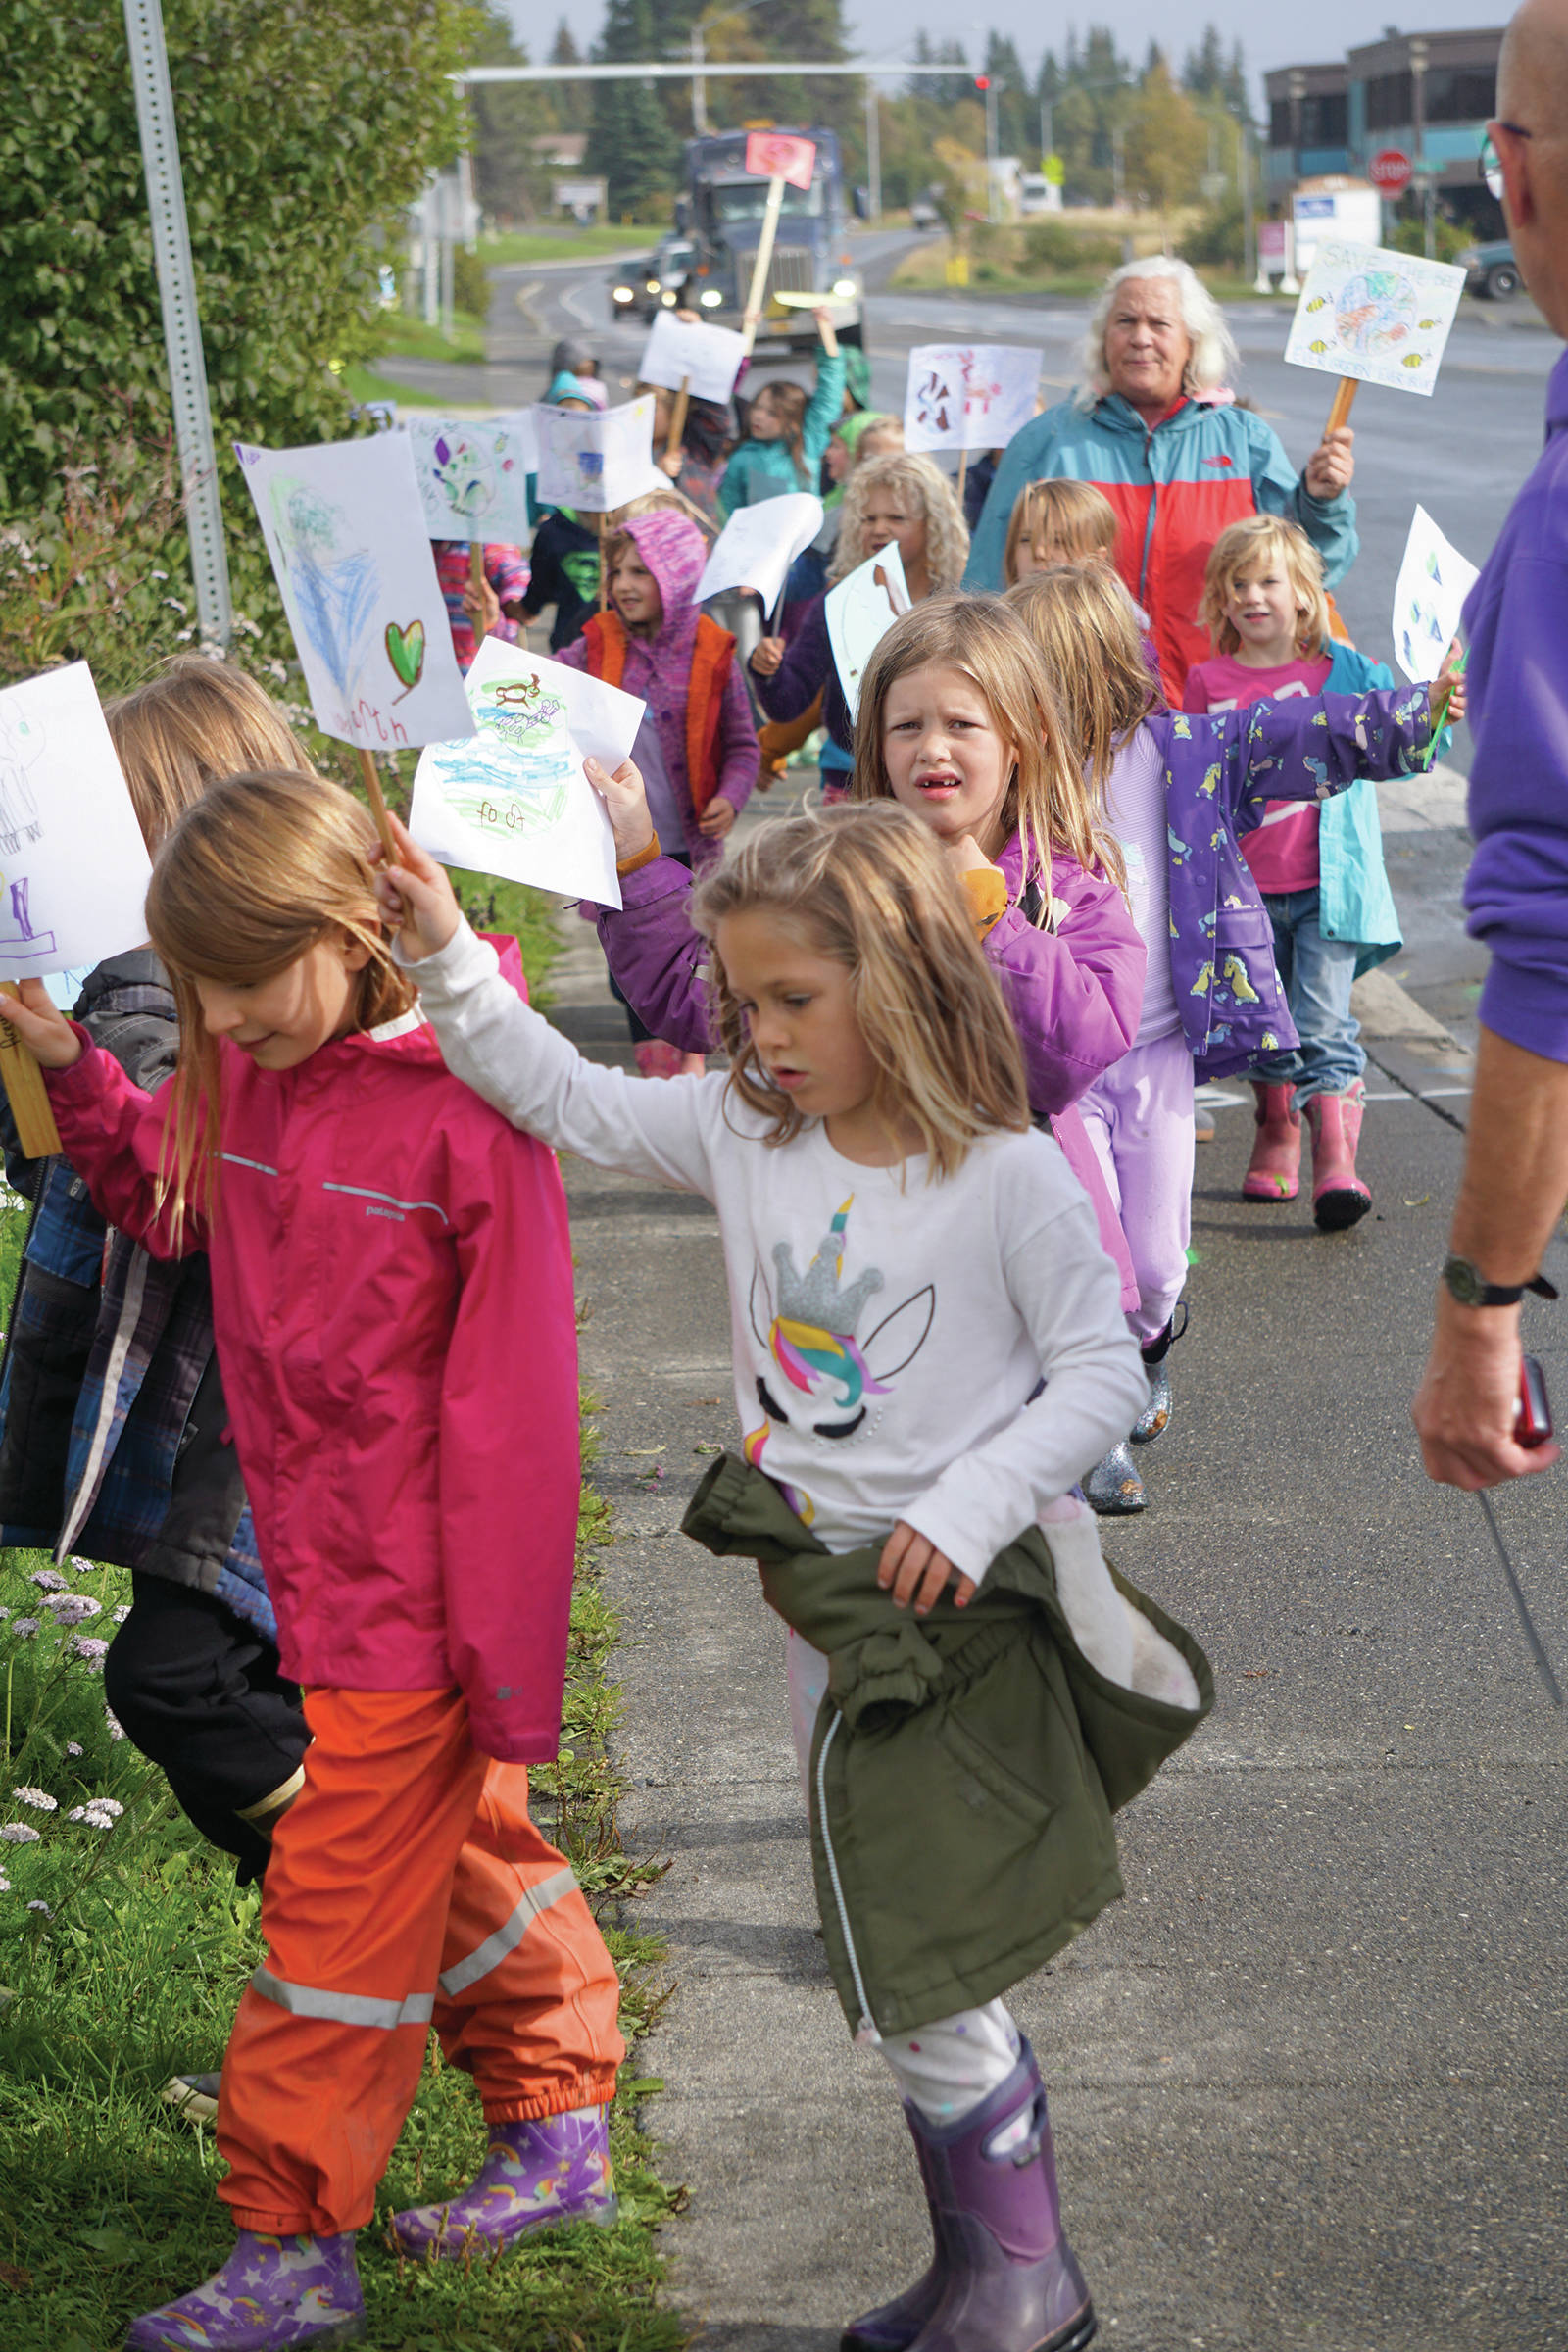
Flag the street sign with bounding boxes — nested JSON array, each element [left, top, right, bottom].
[[1043, 154, 1064, 185], [1369, 148, 1413, 194]]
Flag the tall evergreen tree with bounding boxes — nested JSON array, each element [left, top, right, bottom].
[[549, 20, 590, 134], [590, 0, 682, 216], [1183, 24, 1226, 98]]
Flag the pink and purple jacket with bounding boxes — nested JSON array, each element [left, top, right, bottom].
[[558, 509, 759, 872], [595, 835, 1147, 1306], [41, 940, 581, 1765]]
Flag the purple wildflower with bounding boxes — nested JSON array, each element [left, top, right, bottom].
[[28, 1569, 67, 1592], [70, 1636, 110, 1670], [43, 1593, 100, 1625], [8, 1619, 40, 1641]]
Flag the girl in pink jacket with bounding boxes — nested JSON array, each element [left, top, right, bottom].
[[0, 770, 624, 2352]]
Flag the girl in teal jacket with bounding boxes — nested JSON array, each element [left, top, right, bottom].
[[718, 311, 846, 518]]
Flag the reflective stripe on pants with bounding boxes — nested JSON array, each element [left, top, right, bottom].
[[218, 1686, 624, 2236]]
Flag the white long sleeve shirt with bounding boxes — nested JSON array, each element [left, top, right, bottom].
[[411, 920, 1148, 1582]]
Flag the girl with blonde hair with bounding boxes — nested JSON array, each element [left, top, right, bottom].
[[384, 796, 1208, 2352], [1009, 564, 1459, 1512], [0, 767, 625, 2349], [1003, 476, 1119, 584]]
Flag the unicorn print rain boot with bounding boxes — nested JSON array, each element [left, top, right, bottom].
[[1242, 1082, 1301, 1202], [123, 2230, 365, 2350], [906, 2040, 1095, 2352], [1084, 1441, 1145, 1515], [1130, 1303, 1186, 1446], [842, 2108, 951, 2352], [388, 2106, 616, 2258], [1305, 1081, 1372, 1231]]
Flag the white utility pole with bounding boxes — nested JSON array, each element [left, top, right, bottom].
[[122, 0, 231, 650], [864, 84, 881, 220], [691, 25, 709, 134]]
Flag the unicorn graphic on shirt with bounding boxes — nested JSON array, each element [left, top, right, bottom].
[[743, 1198, 935, 1524]]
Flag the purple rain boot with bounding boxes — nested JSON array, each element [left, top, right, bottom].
[[388, 2104, 616, 2257], [906, 2041, 1096, 2352], [124, 2231, 364, 2350], [842, 2108, 950, 2352]]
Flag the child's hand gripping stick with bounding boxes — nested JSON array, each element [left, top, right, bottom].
[[378, 813, 464, 964], [1419, 641, 1468, 773]]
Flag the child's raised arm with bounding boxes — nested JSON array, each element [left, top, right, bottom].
[[1170, 683, 1438, 830]]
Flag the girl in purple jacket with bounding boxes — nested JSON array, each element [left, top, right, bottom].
[[585, 594, 1149, 1307], [1010, 564, 1449, 1513]]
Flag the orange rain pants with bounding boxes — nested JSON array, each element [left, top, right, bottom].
[[217, 1687, 625, 2236]]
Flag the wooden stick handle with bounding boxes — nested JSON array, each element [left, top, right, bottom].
[[740, 175, 786, 357], [0, 983, 63, 1158], [356, 747, 398, 864], [1325, 377, 1358, 436], [956, 448, 969, 501], [666, 375, 691, 462], [596, 511, 609, 612]]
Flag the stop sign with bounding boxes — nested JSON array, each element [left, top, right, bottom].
[[1370, 148, 1413, 194]]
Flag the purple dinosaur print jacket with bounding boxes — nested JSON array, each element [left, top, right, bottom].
[[1149, 684, 1434, 1079]]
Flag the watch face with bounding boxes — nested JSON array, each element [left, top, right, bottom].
[[1445, 1256, 1484, 1305]]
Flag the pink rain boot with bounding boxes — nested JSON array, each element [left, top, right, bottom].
[[1242, 1082, 1301, 1201], [1305, 1081, 1372, 1231], [388, 2107, 616, 2258], [633, 1040, 684, 1080], [124, 2230, 364, 2349]]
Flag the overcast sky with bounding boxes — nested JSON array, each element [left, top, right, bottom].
[[530, 3, 1507, 105]]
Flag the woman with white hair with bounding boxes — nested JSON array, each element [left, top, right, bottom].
[[965, 257, 1357, 695]]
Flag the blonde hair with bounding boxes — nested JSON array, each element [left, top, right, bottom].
[[751, 378, 809, 475], [690, 802, 1028, 1179], [145, 770, 417, 1238], [1002, 479, 1119, 586], [106, 657, 311, 852], [1006, 568, 1160, 806], [829, 454, 970, 591], [1079, 257, 1239, 410], [1200, 514, 1330, 659], [851, 595, 1124, 901]]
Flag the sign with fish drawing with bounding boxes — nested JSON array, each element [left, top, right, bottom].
[[235, 434, 474, 751], [410, 637, 638, 906], [1284, 241, 1466, 398], [405, 413, 539, 543]]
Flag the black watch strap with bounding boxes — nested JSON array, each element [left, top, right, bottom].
[[1443, 1254, 1560, 1308]]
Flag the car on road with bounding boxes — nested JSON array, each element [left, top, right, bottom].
[[609, 236, 698, 325], [1457, 237, 1522, 300]]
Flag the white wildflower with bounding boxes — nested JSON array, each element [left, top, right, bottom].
[[0, 1874, 9, 1892], [9, 1619, 40, 1641], [11, 1788, 57, 1812], [89, 1796, 123, 1819], [0, 1607, 9, 1622], [26, 1900, 51, 1916], [69, 1557, 95, 1576], [113, 1605, 131, 1624], [65, 1743, 83, 1759], [28, 1569, 67, 1592], [105, 1707, 126, 1741], [0, 1823, 42, 1845]]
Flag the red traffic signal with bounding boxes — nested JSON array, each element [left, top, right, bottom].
[[974, 74, 990, 90]]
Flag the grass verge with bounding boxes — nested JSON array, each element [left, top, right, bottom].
[[0, 921, 679, 2351], [480, 228, 651, 267]]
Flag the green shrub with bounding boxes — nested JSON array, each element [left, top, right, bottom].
[[1386, 211, 1474, 266], [452, 240, 490, 319], [1021, 220, 1122, 274], [1181, 191, 1245, 270]]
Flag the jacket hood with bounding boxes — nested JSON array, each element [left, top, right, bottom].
[[339, 934, 530, 1072], [620, 510, 710, 657]]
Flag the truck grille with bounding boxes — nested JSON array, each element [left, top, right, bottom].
[[766, 246, 814, 302]]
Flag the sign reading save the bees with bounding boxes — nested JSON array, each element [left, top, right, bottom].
[[1283, 240, 1467, 399]]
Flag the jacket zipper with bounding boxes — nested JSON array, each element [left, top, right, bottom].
[[814, 1707, 878, 2041]]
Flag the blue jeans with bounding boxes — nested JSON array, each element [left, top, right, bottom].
[[1248, 887, 1364, 1104]]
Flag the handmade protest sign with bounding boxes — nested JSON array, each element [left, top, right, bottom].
[[1392, 505, 1479, 685], [1284, 240, 1466, 432], [744, 131, 816, 189], [236, 434, 474, 761], [405, 413, 538, 544], [904, 345, 1040, 455], [410, 637, 636, 907], [532, 397, 662, 515], [825, 542, 911, 722], [0, 664, 156, 1152], [695, 494, 824, 619], [637, 312, 747, 408]]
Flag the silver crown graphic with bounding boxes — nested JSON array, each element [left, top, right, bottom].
[[772, 1201, 883, 1336]]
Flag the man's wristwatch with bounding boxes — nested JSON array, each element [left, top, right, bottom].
[[1441, 1255, 1559, 1308]]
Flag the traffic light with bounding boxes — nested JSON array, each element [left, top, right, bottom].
[[974, 74, 990, 90]]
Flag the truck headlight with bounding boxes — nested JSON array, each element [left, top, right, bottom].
[[832, 278, 857, 298], [612, 285, 634, 302], [699, 288, 723, 307], [661, 290, 677, 306]]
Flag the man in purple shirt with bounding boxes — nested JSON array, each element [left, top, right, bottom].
[[1414, 0, 1568, 1489]]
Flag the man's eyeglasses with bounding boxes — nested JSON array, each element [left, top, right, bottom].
[[1480, 123, 1532, 200]]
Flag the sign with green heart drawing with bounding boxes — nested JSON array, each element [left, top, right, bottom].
[[235, 433, 473, 752]]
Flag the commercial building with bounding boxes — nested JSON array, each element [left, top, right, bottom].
[[1264, 24, 1504, 234]]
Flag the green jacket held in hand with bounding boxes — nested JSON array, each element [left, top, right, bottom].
[[682, 1453, 1214, 2038]]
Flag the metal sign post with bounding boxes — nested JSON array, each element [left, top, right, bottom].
[[122, 0, 232, 650]]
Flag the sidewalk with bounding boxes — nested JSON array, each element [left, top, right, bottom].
[[546, 802, 1568, 2352]]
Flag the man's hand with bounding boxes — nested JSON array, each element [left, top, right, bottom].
[[0, 980, 82, 1070], [750, 636, 786, 677], [379, 813, 464, 962], [877, 1521, 977, 1615], [583, 755, 656, 860], [1303, 425, 1355, 500], [698, 796, 737, 840], [1412, 1290, 1559, 1488]]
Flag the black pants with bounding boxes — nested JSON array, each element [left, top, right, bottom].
[[104, 1575, 309, 1885]]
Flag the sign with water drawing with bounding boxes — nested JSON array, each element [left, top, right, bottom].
[[904, 345, 1041, 454], [532, 397, 662, 515], [410, 637, 638, 907], [1283, 241, 1466, 398], [0, 662, 154, 981], [825, 541, 910, 722], [1391, 505, 1479, 685], [235, 434, 474, 752], [405, 413, 539, 544], [638, 312, 748, 407]]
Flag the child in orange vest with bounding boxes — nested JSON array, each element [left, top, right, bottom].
[[561, 507, 760, 1075]]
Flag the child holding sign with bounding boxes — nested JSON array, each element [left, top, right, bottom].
[[718, 310, 846, 519], [1185, 515, 1461, 1227], [0, 771, 625, 2351]]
